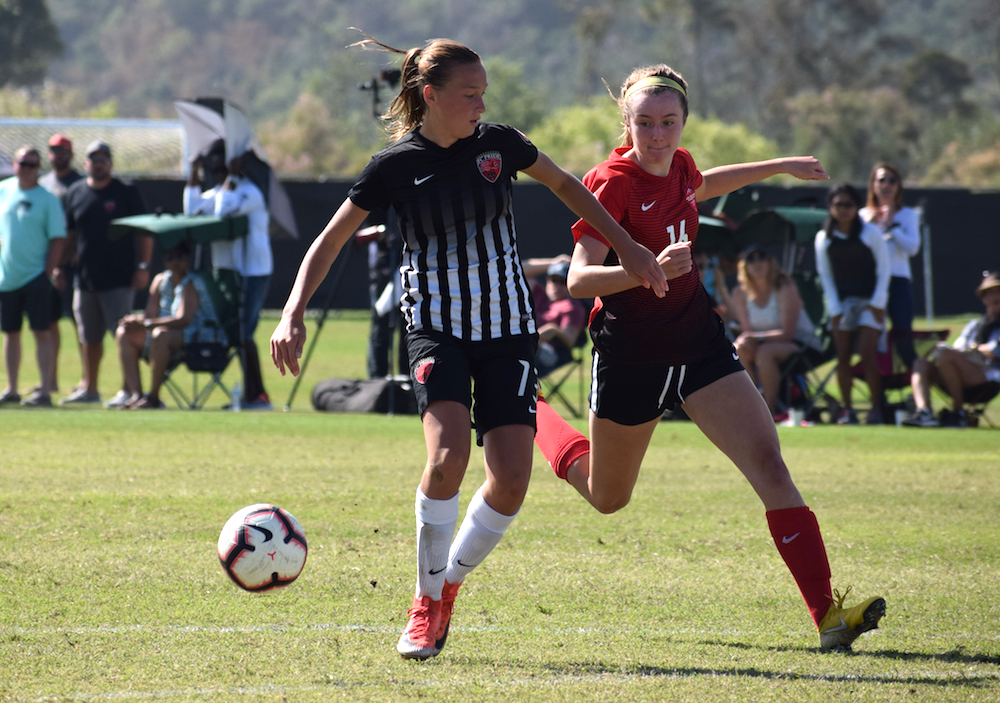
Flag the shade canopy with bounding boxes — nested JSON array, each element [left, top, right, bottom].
[[109, 213, 248, 251]]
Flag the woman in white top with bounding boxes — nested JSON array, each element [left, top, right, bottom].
[[860, 163, 921, 367], [815, 184, 891, 425], [731, 245, 819, 418]]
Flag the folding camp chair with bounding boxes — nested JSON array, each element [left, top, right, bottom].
[[777, 272, 838, 422], [540, 328, 590, 419], [161, 270, 240, 410], [963, 381, 1000, 428], [850, 328, 951, 417]]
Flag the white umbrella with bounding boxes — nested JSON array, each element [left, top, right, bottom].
[[174, 97, 299, 239]]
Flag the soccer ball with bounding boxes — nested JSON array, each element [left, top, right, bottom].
[[217, 504, 308, 591]]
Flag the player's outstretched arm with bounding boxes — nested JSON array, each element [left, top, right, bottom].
[[523, 152, 667, 298], [271, 200, 370, 377], [697, 156, 829, 202]]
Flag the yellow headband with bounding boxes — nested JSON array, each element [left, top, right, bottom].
[[623, 75, 687, 102]]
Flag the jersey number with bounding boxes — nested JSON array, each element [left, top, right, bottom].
[[666, 219, 689, 245]]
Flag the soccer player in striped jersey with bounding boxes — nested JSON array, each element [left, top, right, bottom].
[[271, 34, 668, 661], [534, 65, 886, 652]]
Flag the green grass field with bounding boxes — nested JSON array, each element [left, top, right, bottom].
[[1, 313, 998, 702]]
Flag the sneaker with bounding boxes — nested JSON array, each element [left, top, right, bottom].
[[836, 408, 859, 425], [772, 411, 789, 424], [20, 390, 52, 407], [818, 586, 886, 652], [104, 390, 136, 409], [865, 407, 884, 426], [243, 394, 273, 411], [59, 388, 102, 405], [902, 408, 938, 427], [940, 408, 969, 428], [131, 396, 165, 410], [396, 595, 442, 660], [435, 581, 462, 653], [0, 389, 21, 404]]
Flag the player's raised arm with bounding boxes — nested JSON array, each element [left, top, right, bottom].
[[697, 156, 829, 202], [270, 199, 369, 377]]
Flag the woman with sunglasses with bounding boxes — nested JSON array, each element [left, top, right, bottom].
[[534, 65, 886, 652], [860, 163, 921, 369], [731, 245, 820, 419], [271, 33, 666, 662], [815, 183, 891, 425]]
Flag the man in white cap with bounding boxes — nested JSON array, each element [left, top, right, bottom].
[[60, 140, 151, 405]]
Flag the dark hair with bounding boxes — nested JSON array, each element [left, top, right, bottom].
[[866, 162, 904, 210], [617, 65, 689, 148], [822, 183, 864, 239], [163, 240, 191, 260], [350, 29, 482, 142]]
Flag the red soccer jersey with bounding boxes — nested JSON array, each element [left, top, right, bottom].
[[571, 147, 727, 365]]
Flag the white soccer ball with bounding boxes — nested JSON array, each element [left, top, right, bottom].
[[217, 503, 308, 591]]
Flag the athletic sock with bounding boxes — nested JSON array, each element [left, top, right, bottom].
[[534, 396, 590, 480], [415, 488, 459, 600], [444, 486, 517, 585], [766, 506, 833, 627]]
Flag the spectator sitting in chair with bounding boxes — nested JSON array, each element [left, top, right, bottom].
[[108, 241, 226, 410], [524, 258, 586, 377], [903, 271, 1000, 428], [730, 245, 820, 421]]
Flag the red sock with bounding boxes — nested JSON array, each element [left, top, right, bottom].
[[534, 398, 590, 480], [766, 506, 832, 627]]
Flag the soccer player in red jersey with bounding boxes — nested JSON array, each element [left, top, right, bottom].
[[534, 65, 886, 651]]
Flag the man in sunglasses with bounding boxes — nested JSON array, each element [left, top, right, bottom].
[[0, 146, 66, 407], [60, 141, 150, 405]]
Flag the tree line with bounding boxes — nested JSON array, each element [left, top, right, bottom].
[[3, 0, 999, 186]]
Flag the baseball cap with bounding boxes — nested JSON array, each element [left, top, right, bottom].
[[86, 140, 112, 158], [49, 134, 73, 150], [976, 271, 1000, 297], [547, 261, 570, 280]]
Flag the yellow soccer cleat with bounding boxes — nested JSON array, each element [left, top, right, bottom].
[[819, 586, 886, 652]]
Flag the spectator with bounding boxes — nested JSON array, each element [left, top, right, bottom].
[[860, 163, 921, 368], [356, 208, 408, 379], [693, 245, 733, 326], [60, 140, 151, 405], [730, 245, 820, 419], [108, 241, 227, 410], [0, 146, 66, 407], [184, 141, 272, 410], [903, 271, 1000, 428], [815, 183, 891, 425], [528, 260, 586, 377], [38, 133, 84, 397]]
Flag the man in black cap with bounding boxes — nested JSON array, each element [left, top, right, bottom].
[[60, 140, 151, 405]]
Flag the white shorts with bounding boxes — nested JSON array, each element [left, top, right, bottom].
[[838, 296, 883, 332]]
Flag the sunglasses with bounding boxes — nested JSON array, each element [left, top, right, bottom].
[[745, 251, 768, 263], [16, 160, 40, 168], [876, 176, 898, 185], [831, 200, 857, 209], [88, 155, 111, 164]]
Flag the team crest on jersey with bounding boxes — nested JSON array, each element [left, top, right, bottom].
[[477, 152, 502, 183], [104, 200, 117, 214], [685, 188, 696, 205], [414, 357, 435, 384]]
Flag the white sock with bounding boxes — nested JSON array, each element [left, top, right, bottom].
[[415, 489, 459, 600], [445, 486, 518, 585]]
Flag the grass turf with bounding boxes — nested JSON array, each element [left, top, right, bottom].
[[0, 313, 998, 701]]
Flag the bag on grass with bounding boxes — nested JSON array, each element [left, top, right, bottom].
[[311, 377, 418, 415]]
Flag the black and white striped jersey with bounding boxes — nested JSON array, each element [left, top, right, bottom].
[[349, 123, 539, 342]]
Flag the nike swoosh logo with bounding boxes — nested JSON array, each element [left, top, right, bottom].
[[782, 533, 800, 544], [641, 201, 656, 211], [414, 175, 434, 185], [732, 352, 740, 361], [428, 567, 446, 575], [821, 617, 850, 634], [248, 524, 273, 541], [456, 559, 478, 568], [528, 407, 537, 414]]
